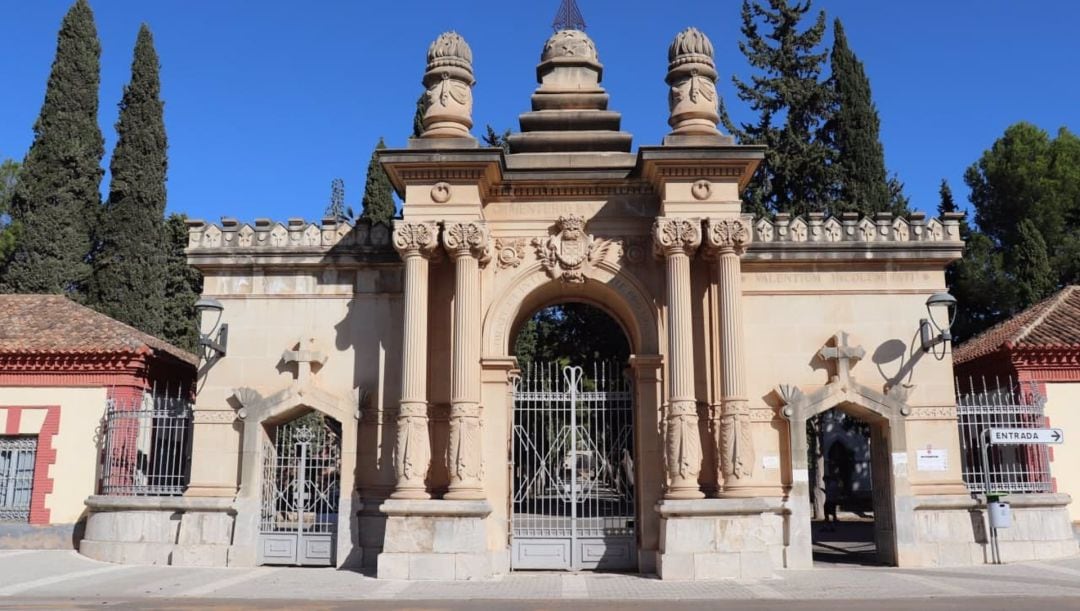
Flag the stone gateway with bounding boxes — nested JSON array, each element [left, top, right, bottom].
[[79, 26, 1076, 579]]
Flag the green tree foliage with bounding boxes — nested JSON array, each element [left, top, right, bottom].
[[722, 0, 835, 217], [325, 178, 352, 221], [938, 179, 956, 215], [482, 125, 511, 153], [950, 122, 1080, 342], [3, 0, 103, 297], [0, 159, 21, 265], [825, 19, 893, 215], [412, 94, 425, 139], [1010, 219, 1055, 307], [160, 213, 202, 352], [513, 303, 630, 368], [359, 138, 395, 224], [88, 24, 168, 336]]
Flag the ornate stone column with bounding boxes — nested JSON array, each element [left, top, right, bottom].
[[705, 217, 754, 494], [653, 217, 704, 500], [420, 32, 476, 139], [666, 27, 721, 137], [391, 221, 439, 499], [442, 221, 490, 500]]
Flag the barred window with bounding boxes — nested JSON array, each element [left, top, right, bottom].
[[99, 391, 193, 497], [0, 436, 37, 522]]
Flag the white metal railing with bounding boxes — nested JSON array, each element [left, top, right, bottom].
[[955, 376, 1052, 494], [99, 389, 193, 496]]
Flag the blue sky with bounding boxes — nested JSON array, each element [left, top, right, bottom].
[[1, 1, 1077, 223]]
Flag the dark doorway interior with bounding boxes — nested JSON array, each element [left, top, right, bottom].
[[808, 408, 880, 566]]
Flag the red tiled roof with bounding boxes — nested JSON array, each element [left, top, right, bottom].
[[0, 294, 198, 367], [954, 286, 1080, 364]]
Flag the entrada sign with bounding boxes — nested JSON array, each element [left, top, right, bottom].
[[989, 428, 1064, 445]]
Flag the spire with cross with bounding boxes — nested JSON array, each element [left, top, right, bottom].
[[552, 0, 586, 31]]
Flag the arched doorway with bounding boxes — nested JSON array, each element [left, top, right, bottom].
[[258, 410, 342, 566], [809, 407, 881, 566], [510, 302, 637, 571]]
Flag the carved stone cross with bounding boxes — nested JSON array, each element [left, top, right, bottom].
[[282, 336, 327, 387], [818, 331, 865, 386]]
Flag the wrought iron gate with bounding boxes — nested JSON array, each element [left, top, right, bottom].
[[511, 363, 636, 571], [0, 437, 36, 522], [259, 413, 341, 566]]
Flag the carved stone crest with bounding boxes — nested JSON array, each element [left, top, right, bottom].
[[495, 238, 526, 270], [532, 215, 618, 283]]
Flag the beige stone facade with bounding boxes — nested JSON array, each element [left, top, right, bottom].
[[78, 27, 1075, 577]]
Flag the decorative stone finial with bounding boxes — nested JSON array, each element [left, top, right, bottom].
[[541, 29, 598, 63], [420, 32, 476, 139], [666, 27, 721, 136]]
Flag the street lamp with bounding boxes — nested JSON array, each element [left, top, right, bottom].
[[195, 297, 228, 362], [919, 292, 957, 359]]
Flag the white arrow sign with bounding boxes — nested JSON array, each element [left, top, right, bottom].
[[989, 428, 1064, 445]]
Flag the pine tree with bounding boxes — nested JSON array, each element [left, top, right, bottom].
[[359, 138, 395, 224], [1011, 219, 1055, 307], [2, 0, 103, 297], [826, 19, 891, 215], [937, 179, 956, 215], [722, 0, 835, 217], [88, 24, 168, 336], [482, 125, 512, 153], [160, 214, 202, 352]]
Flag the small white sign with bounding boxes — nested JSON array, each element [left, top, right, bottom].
[[990, 428, 1064, 445], [891, 452, 909, 465], [762, 455, 780, 470], [793, 468, 809, 482], [917, 448, 948, 472]]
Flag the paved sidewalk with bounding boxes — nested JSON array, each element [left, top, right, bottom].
[[1, 549, 1079, 604]]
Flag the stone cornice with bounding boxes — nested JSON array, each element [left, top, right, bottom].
[[637, 145, 765, 191], [377, 148, 503, 200]]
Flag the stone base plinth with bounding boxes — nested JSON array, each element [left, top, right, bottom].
[[908, 493, 1078, 566], [376, 499, 504, 580], [79, 496, 234, 567], [655, 498, 786, 581]]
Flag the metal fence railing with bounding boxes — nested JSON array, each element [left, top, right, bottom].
[[99, 388, 193, 497], [955, 376, 1052, 494]]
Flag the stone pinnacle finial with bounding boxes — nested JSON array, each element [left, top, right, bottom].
[[665, 27, 721, 137], [420, 32, 476, 140]]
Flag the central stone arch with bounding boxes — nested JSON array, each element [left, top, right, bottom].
[[483, 262, 660, 358]]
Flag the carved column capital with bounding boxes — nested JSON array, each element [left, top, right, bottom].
[[705, 217, 753, 257], [393, 221, 440, 258], [442, 221, 491, 262], [653, 217, 702, 257]]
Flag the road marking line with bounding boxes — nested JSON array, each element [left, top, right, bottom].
[[0, 564, 133, 596], [171, 567, 278, 598], [743, 580, 788, 599], [1028, 561, 1080, 580], [561, 573, 588, 598], [889, 571, 976, 596]]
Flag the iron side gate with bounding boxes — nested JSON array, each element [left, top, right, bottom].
[[259, 414, 341, 566], [0, 437, 36, 522], [512, 363, 636, 571]]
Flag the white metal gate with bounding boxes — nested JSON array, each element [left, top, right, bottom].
[[259, 413, 341, 566], [511, 363, 636, 571], [0, 437, 36, 522]]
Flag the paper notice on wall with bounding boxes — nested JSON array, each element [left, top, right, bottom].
[[762, 455, 780, 470], [917, 448, 948, 472], [793, 468, 809, 482], [892, 452, 909, 476]]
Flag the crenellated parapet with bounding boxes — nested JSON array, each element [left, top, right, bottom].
[[751, 211, 962, 244], [185, 217, 396, 253]]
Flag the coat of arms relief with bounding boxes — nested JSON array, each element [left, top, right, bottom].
[[532, 215, 621, 283]]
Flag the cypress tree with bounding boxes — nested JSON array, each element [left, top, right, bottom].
[[325, 178, 350, 221], [3, 0, 103, 297], [937, 179, 956, 215], [359, 138, 395, 224], [0, 158, 20, 265], [1011, 219, 1055, 307], [160, 213, 202, 353], [412, 94, 425, 139], [826, 19, 891, 215], [722, 0, 835, 217], [89, 24, 168, 335]]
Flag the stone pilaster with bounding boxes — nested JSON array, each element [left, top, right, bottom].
[[705, 217, 755, 494], [653, 217, 704, 500], [391, 221, 439, 499], [442, 221, 490, 500]]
